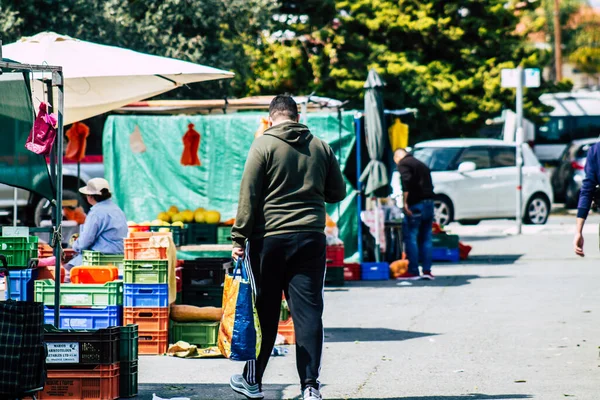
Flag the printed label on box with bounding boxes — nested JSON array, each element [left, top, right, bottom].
[[46, 342, 80, 363], [63, 294, 90, 305]]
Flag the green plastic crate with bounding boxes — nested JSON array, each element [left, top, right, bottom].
[[35, 279, 123, 306], [120, 360, 138, 398], [217, 226, 231, 245], [82, 251, 124, 269], [432, 234, 460, 249], [170, 321, 220, 348], [120, 324, 139, 362], [0, 236, 38, 268], [280, 299, 290, 321], [123, 260, 168, 284], [325, 266, 345, 287], [186, 224, 218, 245]]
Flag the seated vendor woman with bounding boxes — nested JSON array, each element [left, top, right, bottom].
[[66, 178, 128, 280]]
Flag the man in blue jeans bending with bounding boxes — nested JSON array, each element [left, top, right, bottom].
[[394, 148, 435, 280]]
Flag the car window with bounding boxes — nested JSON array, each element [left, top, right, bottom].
[[491, 147, 516, 168], [412, 147, 462, 172], [458, 147, 491, 169]]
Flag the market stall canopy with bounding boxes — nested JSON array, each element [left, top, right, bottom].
[[2, 32, 235, 124], [117, 95, 345, 115]]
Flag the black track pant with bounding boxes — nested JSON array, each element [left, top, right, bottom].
[[243, 232, 326, 391]]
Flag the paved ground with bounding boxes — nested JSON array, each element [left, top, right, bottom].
[[139, 215, 600, 400]]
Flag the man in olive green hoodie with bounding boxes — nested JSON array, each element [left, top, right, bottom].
[[230, 95, 346, 400]]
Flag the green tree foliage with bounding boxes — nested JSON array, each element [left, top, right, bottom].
[[0, 0, 565, 139], [0, 0, 277, 98], [253, 0, 557, 140]]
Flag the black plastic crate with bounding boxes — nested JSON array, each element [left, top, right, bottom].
[[44, 325, 120, 368], [120, 360, 139, 398], [325, 266, 345, 287], [186, 224, 218, 245], [181, 285, 224, 308], [181, 258, 230, 287]]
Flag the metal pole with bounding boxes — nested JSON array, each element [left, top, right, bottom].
[[516, 66, 524, 234], [355, 115, 364, 263], [13, 189, 17, 227], [53, 71, 64, 328]]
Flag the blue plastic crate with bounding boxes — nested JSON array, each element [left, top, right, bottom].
[[124, 283, 169, 307], [361, 262, 389, 281], [44, 306, 123, 329], [431, 247, 460, 262], [5, 268, 38, 301]]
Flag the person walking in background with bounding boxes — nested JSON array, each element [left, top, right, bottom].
[[230, 95, 346, 400], [574, 142, 600, 256], [394, 148, 435, 280]]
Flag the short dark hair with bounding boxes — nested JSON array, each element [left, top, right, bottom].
[[269, 95, 299, 121], [91, 188, 112, 203]]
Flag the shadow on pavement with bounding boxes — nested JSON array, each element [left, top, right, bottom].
[[461, 255, 523, 265], [324, 327, 436, 343], [459, 235, 510, 242], [330, 395, 532, 400], [138, 385, 533, 400], [138, 383, 289, 400], [347, 275, 510, 289]]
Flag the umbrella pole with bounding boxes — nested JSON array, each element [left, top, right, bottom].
[[374, 197, 381, 262], [52, 72, 64, 328], [355, 115, 363, 263], [76, 161, 81, 207]]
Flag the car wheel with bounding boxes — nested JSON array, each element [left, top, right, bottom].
[[458, 219, 481, 226], [524, 195, 550, 225], [34, 189, 84, 227], [434, 196, 454, 226]]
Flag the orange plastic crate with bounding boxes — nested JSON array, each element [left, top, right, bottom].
[[124, 232, 169, 260], [39, 244, 76, 263], [37, 266, 67, 283], [70, 265, 119, 284], [124, 307, 169, 332], [138, 330, 168, 355], [278, 317, 295, 345], [39, 363, 120, 400]]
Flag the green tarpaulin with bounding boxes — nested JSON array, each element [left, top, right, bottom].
[[103, 111, 358, 256], [0, 69, 54, 200]]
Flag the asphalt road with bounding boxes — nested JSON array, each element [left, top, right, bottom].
[[138, 215, 600, 400]]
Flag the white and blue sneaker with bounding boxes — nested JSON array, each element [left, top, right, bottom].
[[303, 387, 323, 400], [230, 374, 264, 399]]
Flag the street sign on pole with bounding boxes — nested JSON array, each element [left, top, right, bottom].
[[501, 67, 540, 234], [501, 68, 541, 88]]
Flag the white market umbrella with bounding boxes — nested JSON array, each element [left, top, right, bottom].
[[2, 32, 234, 124]]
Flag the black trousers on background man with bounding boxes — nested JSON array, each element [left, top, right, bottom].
[[243, 232, 326, 391]]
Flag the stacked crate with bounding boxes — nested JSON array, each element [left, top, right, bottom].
[[1, 236, 39, 302], [277, 297, 295, 345], [325, 245, 345, 286], [123, 232, 170, 355], [35, 278, 123, 329], [431, 233, 460, 262], [180, 257, 229, 308], [120, 324, 139, 398], [41, 326, 121, 400]]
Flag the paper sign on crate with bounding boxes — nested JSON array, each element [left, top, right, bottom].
[[46, 342, 80, 364]]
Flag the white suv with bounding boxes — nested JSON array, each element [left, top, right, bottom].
[[412, 139, 553, 226]]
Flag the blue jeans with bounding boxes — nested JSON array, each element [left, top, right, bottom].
[[402, 200, 434, 275]]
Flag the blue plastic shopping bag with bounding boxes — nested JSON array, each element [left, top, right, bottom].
[[218, 249, 262, 361]]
